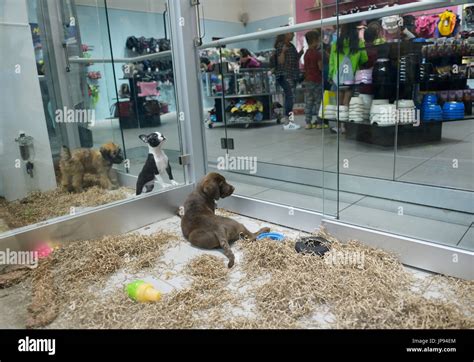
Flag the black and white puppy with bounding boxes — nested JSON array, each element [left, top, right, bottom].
[[136, 132, 178, 195]]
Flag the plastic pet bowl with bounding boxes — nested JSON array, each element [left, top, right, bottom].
[[295, 236, 330, 256], [423, 94, 438, 104], [256, 232, 285, 241], [443, 102, 465, 111]]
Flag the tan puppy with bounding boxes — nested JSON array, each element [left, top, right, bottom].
[[59, 142, 124, 193]]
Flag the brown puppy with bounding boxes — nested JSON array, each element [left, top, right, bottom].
[[59, 142, 124, 193], [181, 172, 270, 268]]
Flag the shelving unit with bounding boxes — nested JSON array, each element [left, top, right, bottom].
[[205, 68, 282, 128]]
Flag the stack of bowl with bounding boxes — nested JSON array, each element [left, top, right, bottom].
[[395, 99, 416, 124], [422, 94, 442, 122], [349, 96, 370, 122], [320, 105, 350, 121], [337, 105, 349, 121], [442, 102, 465, 120], [321, 105, 337, 120], [370, 100, 397, 126]]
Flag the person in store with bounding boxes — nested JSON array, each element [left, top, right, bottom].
[[273, 31, 304, 130], [239, 48, 261, 68], [303, 29, 326, 130], [200, 57, 215, 72], [329, 22, 368, 134]]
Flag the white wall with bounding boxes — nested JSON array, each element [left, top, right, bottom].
[[75, 0, 167, 13], [242, 0, 294, 22], [0, 0, 56, 201], [74, 0, 292, 23]]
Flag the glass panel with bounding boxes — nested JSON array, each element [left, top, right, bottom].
[[0, 0, 183, 236], [200, 0, 341, 217], [195, 0, 473, 252], [334, 1, 474, 251], [96, 0, 185, 188]]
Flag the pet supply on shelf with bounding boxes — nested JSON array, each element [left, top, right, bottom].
[[349, 96, 370, 122], [442, 102, 465, 120], [421, 94, 442, 122]]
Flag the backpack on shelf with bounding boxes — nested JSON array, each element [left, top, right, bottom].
[[438, 10, 457, 37], [415, 15, 438, 38]]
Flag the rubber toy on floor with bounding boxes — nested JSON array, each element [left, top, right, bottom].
[[126, 280, 161, 302]]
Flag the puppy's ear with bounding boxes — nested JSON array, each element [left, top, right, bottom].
[[100, 146, 111, 161], [202, 178, 220, 200], [139, 134, 148, 143]]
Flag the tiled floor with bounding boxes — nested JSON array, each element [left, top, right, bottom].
[[90, 113, 473, 251], [212, 171, 474, 251]]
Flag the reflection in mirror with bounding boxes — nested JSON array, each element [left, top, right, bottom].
[[332, 1, 474, 251], [197, 0, 344, 217], [102, 0, 185, 192], [0, 0, 181, 235]]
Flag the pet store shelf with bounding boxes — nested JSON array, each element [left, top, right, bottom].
[[69, 50, 172, 64], [199, 0, 467, 49]]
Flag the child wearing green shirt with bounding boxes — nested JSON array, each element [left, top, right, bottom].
[[329, 23, 368, 133]]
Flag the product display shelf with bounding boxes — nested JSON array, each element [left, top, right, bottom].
[[115, 75, 162, 129], [205, 67, 282, 128], [344, 121, 443, 146]]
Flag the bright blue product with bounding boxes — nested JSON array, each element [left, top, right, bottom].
[[256, 232, 285, 241], [254, 112, 263, 122]]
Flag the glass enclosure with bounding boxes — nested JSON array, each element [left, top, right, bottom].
[[197, 0, 473, 251], [0, 0, 184, 234], [1, 0, 472, 255]]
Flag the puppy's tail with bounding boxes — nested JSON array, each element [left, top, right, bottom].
[[60, 145, 71, 161]]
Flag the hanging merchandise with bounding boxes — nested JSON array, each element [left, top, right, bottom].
[[87, 71, 101, 80], [382, 15, 401, 34], [126, 36, 139, 52], [88, 84, 99, 107], [415, 15, 438, 38], [438, 10, 457, 37], [119, 83, 130, 98], [138, 81, 159, 97], [465, 5, 474, 25]]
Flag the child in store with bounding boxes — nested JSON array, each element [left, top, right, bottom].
[[303, 30, 326, 129], [273, 31, 304, 130], [329, 22, 368, 134], [239, 48, 261, 68]]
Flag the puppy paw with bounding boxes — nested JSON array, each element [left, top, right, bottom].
[[227, 258, 235, 268], [260, 227, 271, 234], [170, 180, 179, 186]]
